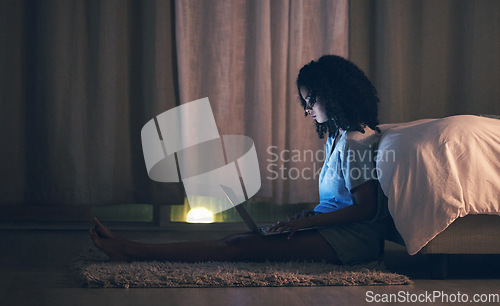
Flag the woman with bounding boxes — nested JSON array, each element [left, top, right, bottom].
[[90, 55, 400, 265]]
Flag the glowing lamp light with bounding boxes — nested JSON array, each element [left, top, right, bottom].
[[186, 207, 214, 223]]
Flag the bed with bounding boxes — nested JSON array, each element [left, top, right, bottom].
[[376, 115, 500, 278]]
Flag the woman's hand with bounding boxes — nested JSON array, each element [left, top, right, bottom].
[[269, 209, 316, 240]]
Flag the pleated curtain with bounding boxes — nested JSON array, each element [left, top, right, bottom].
[[0, 0, 348, 206]]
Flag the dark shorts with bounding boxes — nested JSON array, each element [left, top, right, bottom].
[[316, 214, 401, 265]]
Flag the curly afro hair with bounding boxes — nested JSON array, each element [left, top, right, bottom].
[[296, 55, 381, 138]]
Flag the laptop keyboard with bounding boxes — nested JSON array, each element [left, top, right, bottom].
[[260, 225, 274, 234]]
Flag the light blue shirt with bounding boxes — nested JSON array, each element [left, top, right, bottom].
[[314, 129, 380, 213]]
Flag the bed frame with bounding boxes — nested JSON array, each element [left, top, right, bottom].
[[377, 187, 500, 279], [418, 214, 500, 279]]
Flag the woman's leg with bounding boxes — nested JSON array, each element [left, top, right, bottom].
[[90, 218, 340, 263]]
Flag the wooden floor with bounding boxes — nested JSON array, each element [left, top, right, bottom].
[[1, 227, 499, 306]]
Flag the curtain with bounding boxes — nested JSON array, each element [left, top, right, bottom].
[[5, 0, 498, 207], [350, 0, 500, 124], [0, 0, 348, 206], [0, 0, 183, 206], [175, 0, 348, 205]]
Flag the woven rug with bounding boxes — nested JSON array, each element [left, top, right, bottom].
[[73, 247, 412, 288]]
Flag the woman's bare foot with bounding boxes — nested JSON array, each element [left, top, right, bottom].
[[90, 218, 136, 262], [92, 217, 121, 240]]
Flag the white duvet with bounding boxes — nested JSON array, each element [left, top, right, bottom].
[[377, 115, 500, 255]]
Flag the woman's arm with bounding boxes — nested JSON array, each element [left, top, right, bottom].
[[270, 179, 379, 239]]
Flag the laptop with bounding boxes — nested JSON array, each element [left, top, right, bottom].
[[220, 184, 318, 236]]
